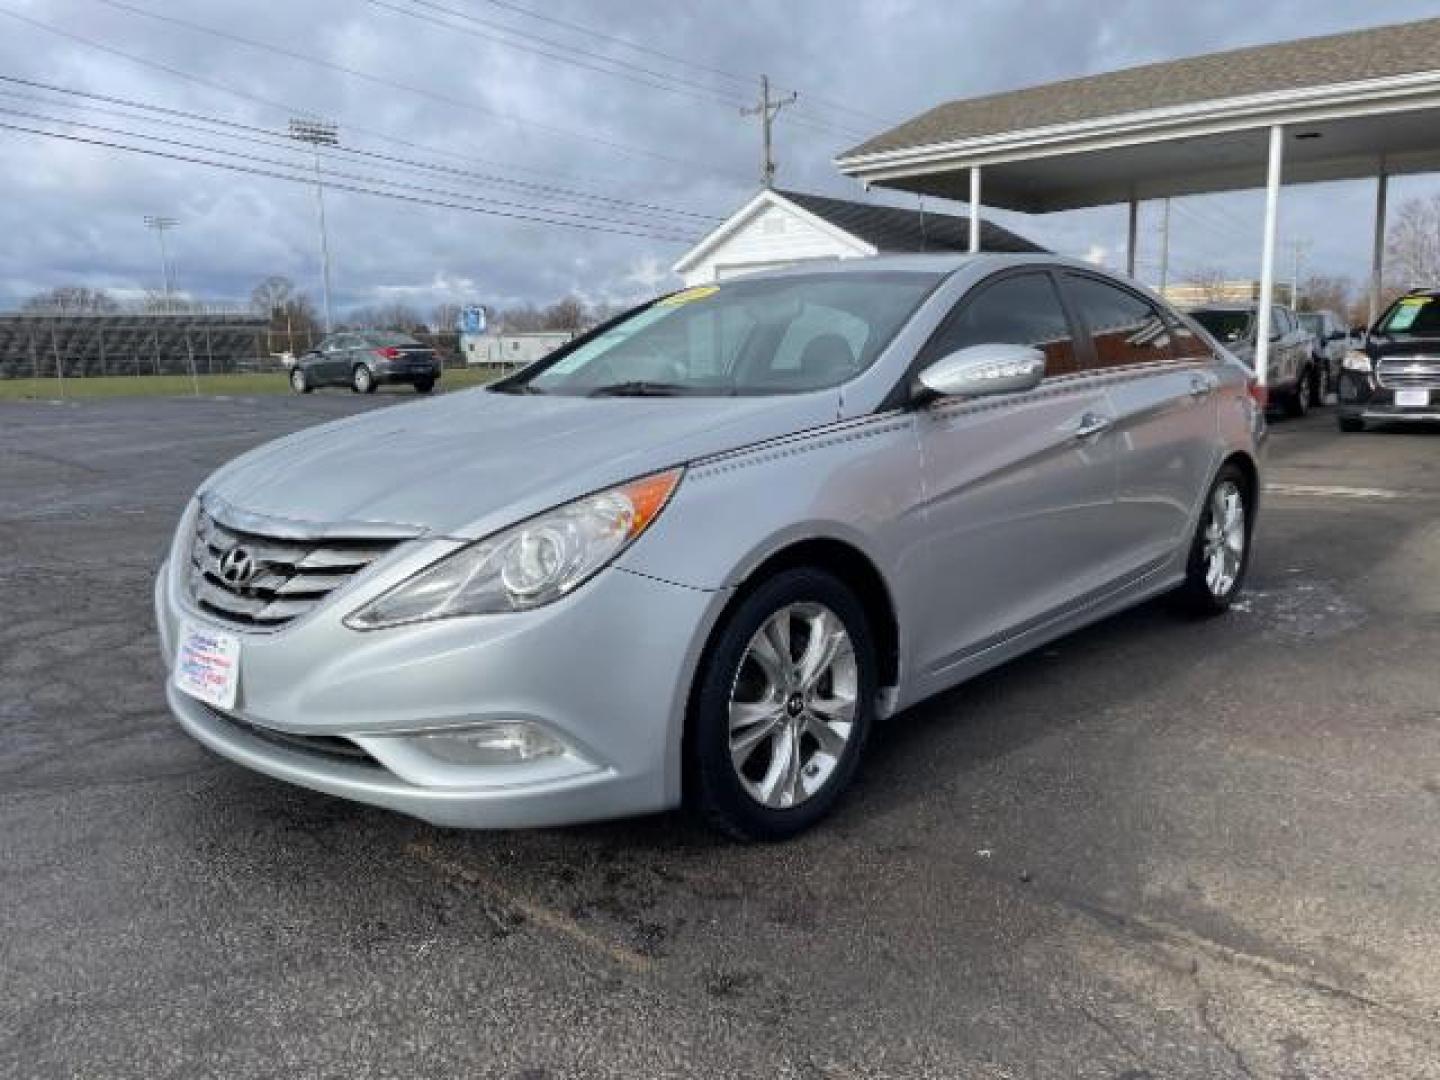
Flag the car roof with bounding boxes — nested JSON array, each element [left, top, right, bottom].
[[737, 251, 1149, 283]]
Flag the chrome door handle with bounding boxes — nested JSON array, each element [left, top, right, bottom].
[[1073, 413, 1113, 439], [1189, 375, 1216, 398]]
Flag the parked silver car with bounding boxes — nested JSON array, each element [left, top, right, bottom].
[[156, 256, 1263, 839]]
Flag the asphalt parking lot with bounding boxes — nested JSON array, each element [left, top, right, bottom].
[[3, 391, 1438, 1079]]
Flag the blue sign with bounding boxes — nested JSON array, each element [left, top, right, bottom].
[[457, 305, 487, 334]]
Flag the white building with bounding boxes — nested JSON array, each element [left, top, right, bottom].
[[672, 188, 1042, 287], [462, 330, 576, 367]]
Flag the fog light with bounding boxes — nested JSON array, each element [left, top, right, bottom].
[[414, 722, 565, 766]]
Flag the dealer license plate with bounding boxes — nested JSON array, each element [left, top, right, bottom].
[[174, 620, 241, 710], [1395, 389, 1430, 409]]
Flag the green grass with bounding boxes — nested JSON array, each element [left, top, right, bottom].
[[0, 367, 502, 401]]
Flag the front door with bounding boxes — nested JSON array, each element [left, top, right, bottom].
[[1060, 272, 1220, 576], [910, 270, 1120, 681]]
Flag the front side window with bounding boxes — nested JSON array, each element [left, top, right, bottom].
[[1190, 308, 1253, 344], [1066, 275, 1174, 370], [929, 272, 1079, 377], [1377, 294, 1440, 337], [505, 272, 941, 396]]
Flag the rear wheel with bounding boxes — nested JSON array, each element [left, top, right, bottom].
[[414, 377, 435, 394], [289, 367, 311, 394], [352, 364, 376, 394], [1175, 464, 1251, 615], [688, 568, 876, 841]]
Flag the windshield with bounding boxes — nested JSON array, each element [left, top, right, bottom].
[[1298, 313, 1322, 335], [1377, 295, 1440, 338], [502, 271, 942, 397], [1190, 308, 1253, 344]]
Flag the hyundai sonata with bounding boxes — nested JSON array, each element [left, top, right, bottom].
[[157, 255, 1263, 839]]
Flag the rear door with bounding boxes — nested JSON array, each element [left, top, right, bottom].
[[1060, 271, 1220, 577], [909, 269, 1120, 680]]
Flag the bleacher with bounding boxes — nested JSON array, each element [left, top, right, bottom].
[[0, 311, 274, 379]]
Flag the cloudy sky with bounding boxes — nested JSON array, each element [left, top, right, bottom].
[[1, 0, 1437, 317]]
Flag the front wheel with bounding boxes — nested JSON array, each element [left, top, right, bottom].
[[687, 568, 876, 841], [1175, 465, 1252, 615], [289, 368, 311, 394], [1338, 415, 1365, 433], [352, 365, 376, 394], [1285, 371, 1310, 418]]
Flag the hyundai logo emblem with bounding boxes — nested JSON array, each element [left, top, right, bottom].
[[218, 547, 259, 588]]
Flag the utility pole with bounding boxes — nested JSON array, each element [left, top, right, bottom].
[[740, 75, 797, 188], [143, 215, 178, 312], [289, 118, 338, 333], [1158, 198, 1171, 297]]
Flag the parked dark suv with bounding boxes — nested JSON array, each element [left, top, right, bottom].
[[1338, 289, 1440, 432], [291, 331, 441, 395]]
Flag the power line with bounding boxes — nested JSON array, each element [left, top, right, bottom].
[[0, 103, 699, 238], [0, 75, 723, 225], [0, 11, 733, 213], [0, 117, 700, 243], [457, 0, 896, 129], [367, 0, 872, 141], [87, 0, 749, 177]]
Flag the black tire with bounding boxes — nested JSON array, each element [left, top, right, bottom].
[[289, 367, 311, 394], [1285, 370, 1310, 418], [1338, 415, 1365, 433], [1309, 363, 1327, 407], [414, 378, 435, 394], [352, 364, 376, 394], [687, 567, 876, 841], [1174, 463, 1253, 616]]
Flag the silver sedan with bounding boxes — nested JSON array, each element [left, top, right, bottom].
[[156, 255, 1263, 840]]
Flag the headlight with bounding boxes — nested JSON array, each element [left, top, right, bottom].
[[345, 468, 683, 629], [1342, 350, 1373, 373]]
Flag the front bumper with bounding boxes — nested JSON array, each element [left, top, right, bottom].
[[155, 544, 724, 828], [1337, 373, 1440, 423]]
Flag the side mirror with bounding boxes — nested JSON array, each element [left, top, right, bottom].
[[916, 343, 1046, 399]]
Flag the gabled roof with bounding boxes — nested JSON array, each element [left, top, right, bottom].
[[671, 188, 1042, 274], [776, 189, 1044, 254], [841, 18, 1440, 160]]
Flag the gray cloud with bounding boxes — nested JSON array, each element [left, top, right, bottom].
[[1, 0, 1437, 315]]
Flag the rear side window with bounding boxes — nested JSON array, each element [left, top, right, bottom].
[[930, 272, 1080, 377], [1065, 275, 1174, 370]]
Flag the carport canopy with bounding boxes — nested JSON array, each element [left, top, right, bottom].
[[836, 18, 1440, 385]]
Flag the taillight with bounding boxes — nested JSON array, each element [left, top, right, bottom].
[[375, 346, 401, 359], [1247, 380, 1268, 408]]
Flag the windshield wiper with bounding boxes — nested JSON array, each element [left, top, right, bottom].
[[587, 380, 693, 397], [492, 381, 545, 395]]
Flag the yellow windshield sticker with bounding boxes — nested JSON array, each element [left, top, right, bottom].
[[658, 285, 718, 307]]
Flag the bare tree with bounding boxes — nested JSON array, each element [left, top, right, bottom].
[[1297, 275, 1351, 315], [20, 285, 120, 313], [345, 302, 425, 332], [1386, 194, 1440, 289], [541, 295, 586, 331], [1184, 266, 1232, 302], [432, 302, 463, 333]]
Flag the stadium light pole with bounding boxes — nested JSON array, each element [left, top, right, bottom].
[[289, 118, 338, 334], [143, 215, 178, 312]]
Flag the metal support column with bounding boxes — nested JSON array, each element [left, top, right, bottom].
[[968, 167, 981, 254], [1369, 167, 1389, 326], [1254, 125, 1285, 390], [1126, 198, 1138, 277]]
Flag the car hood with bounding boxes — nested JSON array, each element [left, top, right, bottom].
[[201, 387, 841, 539]]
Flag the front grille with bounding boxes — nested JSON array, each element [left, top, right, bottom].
[[1376, 357, 1440, 390], [188, 507, 399, 629], [203, 703, 381, 768]]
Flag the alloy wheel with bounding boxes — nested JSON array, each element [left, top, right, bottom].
[[1202, 480, 1246, 598], [727, 602, 857, 809]]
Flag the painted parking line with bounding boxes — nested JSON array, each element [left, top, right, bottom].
[[406, 839, 653, 975], [1266, 482, 1431, 501]]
